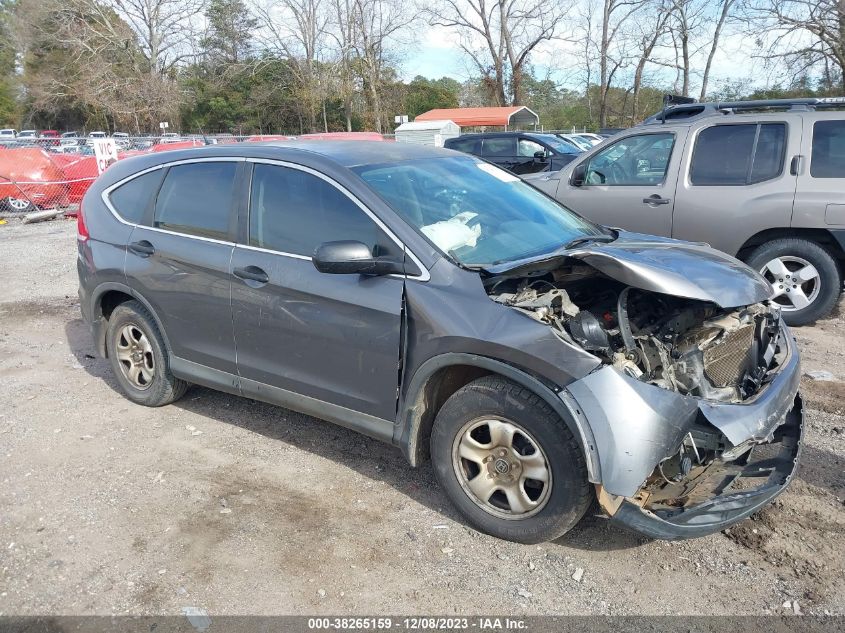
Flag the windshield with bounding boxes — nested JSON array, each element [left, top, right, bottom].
[[353, 156, 605, 266], [530, 134, 581, 155]]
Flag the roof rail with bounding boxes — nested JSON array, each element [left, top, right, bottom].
[[642, 96, 845, 125]]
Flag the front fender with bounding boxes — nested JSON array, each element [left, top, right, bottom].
[[396, 352, 600, 481]]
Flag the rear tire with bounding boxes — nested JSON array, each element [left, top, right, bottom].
[[106, 300, 188, 406], [745, 238, 841, 326], [2, 196, 36, 213], [430, 376, 592, 544]]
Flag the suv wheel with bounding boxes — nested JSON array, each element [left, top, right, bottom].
[[430, 376, 592, 544], [746, 238, 842, 326], [106, 300, 188, 406]]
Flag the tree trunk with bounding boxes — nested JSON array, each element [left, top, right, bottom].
[[599, 0, 611, 128], [700, 0, 733, 101]]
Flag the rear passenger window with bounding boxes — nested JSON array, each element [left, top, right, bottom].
[[482, 138, 516, 157], [108, 170, 163, 224], [690, 123, 786, 185], [249, 164, 398, 258], [448, 138, 481, 154], [153, 162, 237, 240], [811, 121, 845, 178]]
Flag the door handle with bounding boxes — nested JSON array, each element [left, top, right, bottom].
[[233, 265, 269, 284], [789, 155, 803, 176], [128, 240, 155, 257], [643, 194, 671, 206]]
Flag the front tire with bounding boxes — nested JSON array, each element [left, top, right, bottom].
[[746, 238, 842, 326], [106, 300, 188, 406], [430, 376, 592, 544]]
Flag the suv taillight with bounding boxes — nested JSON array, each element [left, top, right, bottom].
[[77, 202, 89, 241]]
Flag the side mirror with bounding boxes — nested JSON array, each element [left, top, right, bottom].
[[313, 240, 404, 276], [533, 149, 548, 162], [571, 163, 587, 187]]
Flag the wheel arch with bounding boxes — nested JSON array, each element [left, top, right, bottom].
[[396, 353, 599, 481], [90, 283, 172, 358], [735, 228, 845, 267]]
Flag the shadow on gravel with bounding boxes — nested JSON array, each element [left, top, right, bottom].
[[63, 314, 843, 551]]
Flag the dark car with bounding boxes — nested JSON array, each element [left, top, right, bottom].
[[444, 132, 582, 175], [77, 142, 802, 543]]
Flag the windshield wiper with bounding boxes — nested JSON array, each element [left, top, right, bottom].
[[561, 234, 616, 250]]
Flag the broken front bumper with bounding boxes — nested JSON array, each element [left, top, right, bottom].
[[562, 323, 803, 540]]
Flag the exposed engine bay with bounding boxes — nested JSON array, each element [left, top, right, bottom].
[[487, 263, 795, 517], [487, 263, 782, 405]]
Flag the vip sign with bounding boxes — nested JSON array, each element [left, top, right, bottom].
[[93, 138, 119, 174]]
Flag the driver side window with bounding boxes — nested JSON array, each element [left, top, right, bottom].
[[584, 132, 675, 186], [518, 138, 545, 158]]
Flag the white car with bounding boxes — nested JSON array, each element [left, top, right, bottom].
[[0, 129, 17, 138], [573, 133, 605, 146], [556, 133, 593, 151], [18, 130, 37, 138]]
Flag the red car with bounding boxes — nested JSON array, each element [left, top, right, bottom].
[[0, 148, 70, 211]]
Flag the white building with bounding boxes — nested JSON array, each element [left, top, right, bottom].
[[395, 120, 460, 147]]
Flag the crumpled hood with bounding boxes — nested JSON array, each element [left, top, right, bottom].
[[485, 231, 773, 308]]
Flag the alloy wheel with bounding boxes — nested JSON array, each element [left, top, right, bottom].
[[115, 324, 155, 390], [760, 256, 821, 312], [7, 197, 31, 211], [452, 417, 552, 520]]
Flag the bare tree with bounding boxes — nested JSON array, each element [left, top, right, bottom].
[[596, 0, 648, 127], [350, 0, 413, 132], [108, 0, 206, 74], [423, 0, 571, 106], [253, 0, 330, 131], [630, 0, 672, 122], [327, 0, 358, 130], [15, 0, 182, 130], [699, 0, 738, 99], [747, 0, 845, 91]]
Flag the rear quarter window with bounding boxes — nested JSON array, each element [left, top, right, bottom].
[[811, 120, 845, 178], [108, 170, 164, 224]]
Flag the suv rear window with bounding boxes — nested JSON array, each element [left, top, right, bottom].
[[153, 162, 237, 240], [108, 170, 164, 223], [690, 123, 786, 185], [447, 138, 481, 154], [811, 121, 845, 178]]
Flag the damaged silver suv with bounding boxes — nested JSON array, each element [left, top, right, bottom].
[[77, 142, 803, 543]]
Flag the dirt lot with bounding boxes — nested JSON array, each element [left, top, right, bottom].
[[0, 218, 844, 616]]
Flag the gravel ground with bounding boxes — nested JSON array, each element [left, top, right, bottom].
[[0, 218, 843, 616]]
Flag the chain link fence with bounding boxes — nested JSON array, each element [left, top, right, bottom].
[[0, 133, 397, 220]]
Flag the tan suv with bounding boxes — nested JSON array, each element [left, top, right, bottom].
[[528, 97, 845, 325]]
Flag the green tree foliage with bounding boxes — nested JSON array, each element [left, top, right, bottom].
[[404, 76, 461, 118]]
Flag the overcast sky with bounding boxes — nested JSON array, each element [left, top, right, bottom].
[[401, 23, 774, 95]]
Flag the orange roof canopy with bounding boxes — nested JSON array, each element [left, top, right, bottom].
[[415, 106, 539, 128]]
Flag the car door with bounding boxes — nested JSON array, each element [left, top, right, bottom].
[[556, 130, 685, 237], [792, 115, 845, 233], [230, 161, 407, 422], [124, 159, 241, 375], [671, 119, 799, 256]]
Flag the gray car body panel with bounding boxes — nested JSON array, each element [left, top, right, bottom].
[[566, 323, 800, 497], [484, 230, 773, 308]]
